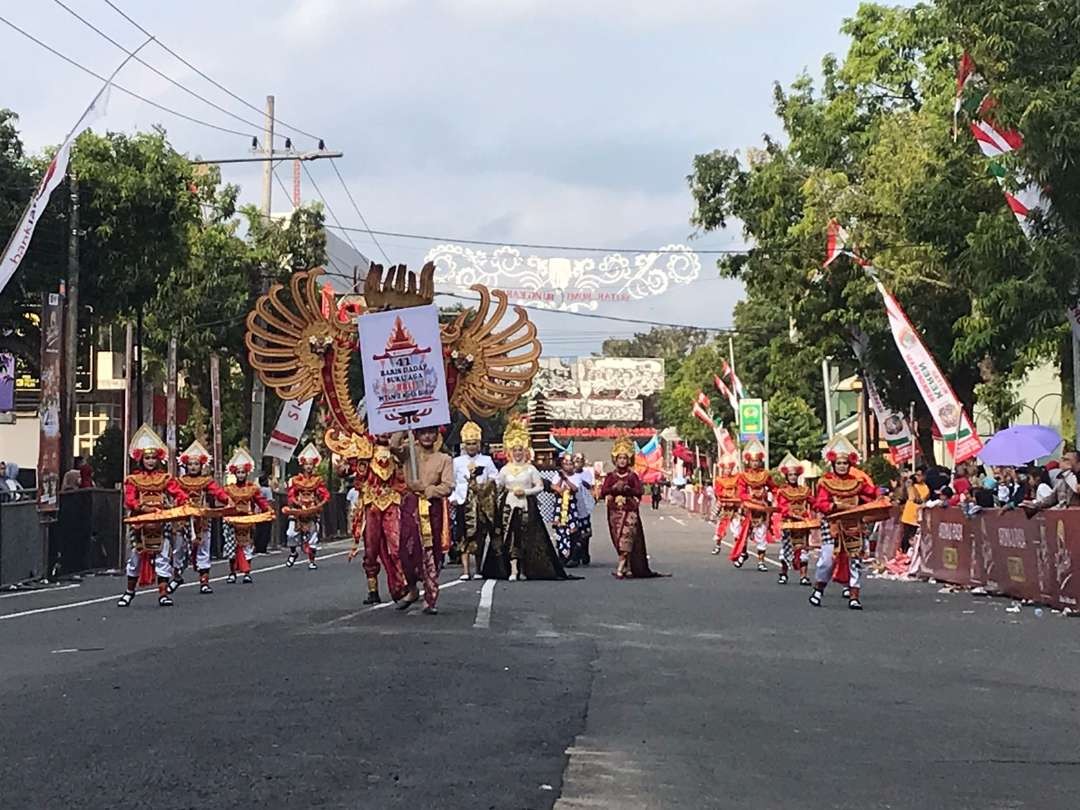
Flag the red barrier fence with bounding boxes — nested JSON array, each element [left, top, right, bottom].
[[916, 507, 1079, 610]]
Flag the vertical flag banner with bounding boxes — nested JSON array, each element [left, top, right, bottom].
[[876, 282, 982, 462], [713, 373, 738, 412], [264, 398, 314, 462], [37, 292, 64, 514], [358, 304, 450, 435], [0, 352, 14, 413]]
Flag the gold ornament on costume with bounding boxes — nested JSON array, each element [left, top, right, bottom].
[[129, 424, 168, 461], [502, 417, 531, 452], [611, 435, 635, 460], [324, 427, 373, 460], [245, 264, 542, 438], [460, 421, 483, 444]]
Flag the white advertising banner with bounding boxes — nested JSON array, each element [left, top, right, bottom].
[[263, 398, 313, 462], [358, 304, 450, 435]]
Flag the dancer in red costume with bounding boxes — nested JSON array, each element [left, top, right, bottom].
[[729, 438, 775, 572], [775, 453, 816, 586], [808, 435, 881, 610], [117, 425, 189, 608], [285, 443, 331, 570], [171, 440, 231, 595], [356, 439, 409, 605], [222, 448, 274, 584], [710, 453, 740, 555]]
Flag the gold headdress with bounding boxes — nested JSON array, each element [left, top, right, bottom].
[[502, 417, 530, 452], [179, 439, 211, 466], [460, 421, 483, 444], [129, 424, 167, 461], [611, 435, 635, 460], [297, 442, 323, 466], [227, 447, 256, 474], [741, 438, 766, 463], [777, 452, 804, 476], [822, 433, 859, 465]]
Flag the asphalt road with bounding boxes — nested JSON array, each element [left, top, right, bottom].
[[2, 504, 1080, 809]]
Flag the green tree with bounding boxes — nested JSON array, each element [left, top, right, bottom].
[[657, 342, 728, 445], [687, 2, 1071, 449], [766, 392, 824, 465]]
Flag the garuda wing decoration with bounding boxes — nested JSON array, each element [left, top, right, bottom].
[[245, 263, 542, 436]]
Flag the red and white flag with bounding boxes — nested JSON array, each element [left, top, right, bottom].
[[691, 402, 715, 431], [696, 390, 711, 409], [823, 219, 870, 268], [720, 359, 746, 400], [713, 374, 739, 412]]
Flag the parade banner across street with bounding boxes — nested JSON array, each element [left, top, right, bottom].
[[263, 398, 314, 462], [358, 304, 450, 435]]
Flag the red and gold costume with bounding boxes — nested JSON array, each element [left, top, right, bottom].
[[398, 428, 455, 612], [775, 453, 816, 585], [222, 448, 273, 582], [729, 439, 775, 570], [809, 435, 884, 611], [359, 440, 409, 604], [285, 443, 331, 569], [172, 440, 230, 593], [711, 454, 740, 552], [118, 425, 189, 607]]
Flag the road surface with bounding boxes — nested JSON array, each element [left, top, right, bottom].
[[2, 504, 1079, 809]]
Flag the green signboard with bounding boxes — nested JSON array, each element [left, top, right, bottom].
[[738, 398, 764, 439]]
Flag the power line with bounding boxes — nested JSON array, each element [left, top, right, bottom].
[[299, 162, 373, 280], [0, 14, 253, 139], [101, 0, 324, 144], [327, 159, 392, 264], [50, 0, 270, 140]]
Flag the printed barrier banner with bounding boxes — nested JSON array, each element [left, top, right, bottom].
[[918, 507, 1079, 610]]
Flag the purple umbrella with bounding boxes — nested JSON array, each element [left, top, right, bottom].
[[979, 425, 1063, 466]]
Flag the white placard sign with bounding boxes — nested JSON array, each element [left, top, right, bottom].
[[358, 304, 450, 435]]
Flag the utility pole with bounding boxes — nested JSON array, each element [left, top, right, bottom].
[[822, 358, 834, 437], [63, 174, 80, 462], [249, 95, 275, 462]]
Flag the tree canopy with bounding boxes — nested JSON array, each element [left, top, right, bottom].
[[687, 1, 1080, 442]]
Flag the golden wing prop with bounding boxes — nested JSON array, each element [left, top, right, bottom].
[[245, 264, 542, 430]]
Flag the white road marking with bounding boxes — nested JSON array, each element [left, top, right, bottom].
[[1, 584, 81, 600], [320, 577, 468, 627], [669, 516, 687, 527], [473, 578, 495, 629], [0, 549, 351, 621]]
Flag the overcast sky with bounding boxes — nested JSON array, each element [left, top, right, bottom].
[[2, 0, 862, 356]]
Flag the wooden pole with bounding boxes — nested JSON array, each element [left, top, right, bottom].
[[210, 353, 223, 482]]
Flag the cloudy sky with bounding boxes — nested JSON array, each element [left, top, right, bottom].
[[2, 0, 862, 355]]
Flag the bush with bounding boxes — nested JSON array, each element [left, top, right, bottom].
[[90, 425, 125, 488], [863, 453, 900, 487]]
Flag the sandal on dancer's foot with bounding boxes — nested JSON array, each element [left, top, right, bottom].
[[363, 591, 381, 605], [158, 595, 174, 607], [396, 593, 419, 610], [167, 575, 183, 594], [809, 590, 823, 607], [226, 573, 236, 584], [756, 562, 769, 572], [422, 606, 438, 615], [117, 591, 134, 607], [777, 573, 788, 585], [200, 583, 214, 594], [799, 576, 812, 586], [242, 574, 253, 584]]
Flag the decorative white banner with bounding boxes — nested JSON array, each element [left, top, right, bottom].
[[532, 356, 665, 400], [545, 398, 643, 422], [358, 304, 450, 435], [424, 243, 701, 312], [264, 398, 314, 462], [877, 280, 983, 463]]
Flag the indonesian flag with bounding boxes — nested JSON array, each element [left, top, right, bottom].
[[713, 424, 738, 458], [696, 390, 711, 409], [691, 402, 715, 431], [713, 374, 739, 412], [823, 219, 870, 268], [720, 359, 746, 400]]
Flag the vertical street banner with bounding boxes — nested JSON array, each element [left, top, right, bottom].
[[0, 352, 14, 413], [166, 335, 177, 476], [876, 281, 983, 463], [37, 292, 64, 514], [263, 398, 314, 462], [0, 142, 73, 297], [209, 353, 223, 481], [850, 328, 915, 465], [358, 304, 450, 435], [863, 374, 915, 465]]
